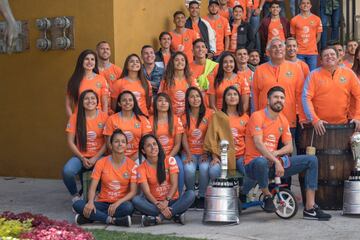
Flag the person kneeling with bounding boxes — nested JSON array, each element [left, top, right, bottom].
[[243, 86, 331, 220], [73, 129, 137, 226], [133, 134, 195, 226]]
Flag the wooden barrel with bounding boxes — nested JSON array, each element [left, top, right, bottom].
[[298, 123, 354, 210]]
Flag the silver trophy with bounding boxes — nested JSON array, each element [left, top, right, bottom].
[[343, 132, 360, 214], [203, 139, 240, 224]]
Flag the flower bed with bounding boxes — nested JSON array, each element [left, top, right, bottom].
[[0, 212, 94, 240]]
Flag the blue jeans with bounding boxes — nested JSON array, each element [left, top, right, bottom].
[[244, 155, 318, 190], [132, 190, 195, 218], [297, 54, 318, 71], [62, 156, 92, 196], [263, 2, 286, 18], [250, 10, 261, 51], [320, 0, 340, 50], [174, 155, 185, 195], [236, 157, 257, 194], [72, 200, 134, 223]]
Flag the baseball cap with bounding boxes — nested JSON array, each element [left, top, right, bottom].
[[208, 0, 219, 6]]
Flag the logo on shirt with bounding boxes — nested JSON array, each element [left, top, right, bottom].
[[191, 129, 202, 140], [124, 131, 134, 142], [98, 122, 104, 129], [169, 157, 177, 166], [123, 172, 129, 179], [202, 118, 208, 124], [217, 24, 223, 29], [134, 123, 140, 129], [279, 127, 283, 134], [184, 37, 189, 42], [255, 126, 261, 131], [286, 71, 293, 78], [110, 74, 116, 81], [159, 135, 170, 145], [240, 120, 246, 126], [310, 20, 315, 26], [175, 90, 185, 101], [303, 26, 310, 34], [339, 76, 347, 84], [96, 82, 102, 88], [231, 128, 238, 137]]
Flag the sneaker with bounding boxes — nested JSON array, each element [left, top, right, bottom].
[[114, 215, 131, 227], [303, 205, 332, 221], [74, 214, 92, 225], [173, 213, 185, 225], [196, 197, 205, 209], [263, 195, 276, 213], [239, 194, 247, 204], [141, 215, 157, 227]]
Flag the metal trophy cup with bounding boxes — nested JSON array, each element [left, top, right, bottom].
[[203, 140, 240, 224], [343, 132, 360, 214]]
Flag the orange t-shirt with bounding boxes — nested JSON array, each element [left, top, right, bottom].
[[189, 61, 219, 108], [76, 74, 109, 112], [159, 78, 196, 117], [111, 78, 152, 116], [149, 116, 184, 156], [268, 18, 286, 43], [103, 113, 152, 158], [208, 73, 250, 110], [219, 7, 231, 21], [301, 66, 360, 124], [204, 15, 231, 55], [163, 53, 171, 67], [228, 0, 253, 19], [137, 156, 179, 201], [290, 14, 322, 55], [295, 59, 310, 79], [252, 60, 305, 128], [229, 114, 249, 157], [181, 109, 214, 155], [92, 156, 137, 203], [237, 67, 254, 86], [99, 63, 123, 94], [170, 29, 199, 63], [66, 111, 108, 158], [244, 109, 292, 165]]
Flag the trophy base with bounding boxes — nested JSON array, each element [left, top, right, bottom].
[[343, 180, 360, 214]]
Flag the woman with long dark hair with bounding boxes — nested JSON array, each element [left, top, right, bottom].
[[208, 52, 250, 112], [181, 87, 218, 208], [159, 51, 195, 117], [66, 49, 109, 117], [150, 93, 185, 194], [63, 90, 108, 203], [103, 91, 152, 162], [221, 86, 249, 173], [111, 54, 152, 116], [132, 134, 195, 227], [72, 129, 136, 226]]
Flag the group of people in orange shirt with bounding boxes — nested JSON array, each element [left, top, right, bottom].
[[62, 0, 360, 227]]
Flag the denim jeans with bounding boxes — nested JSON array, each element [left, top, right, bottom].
[[263, 1, 286, 18], [297, 54, 318, 71], [244, 155, 318, 190], [236, 156, 257, 194], [320, 0, 340, 50], [62, 156, 92, 196], [72, 200, 134, 223], [174, 155, 185, 195], [250, 10, 261, 51], [132, 190, 195, 218]]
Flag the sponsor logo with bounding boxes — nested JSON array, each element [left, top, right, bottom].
[[310, 20, 315, 26], [286, 71, 293, 78], [96, 82, 102, 88], [217, 24, 223, 29], [191, 129, 202, 140], [240, 120, 246, 126], [175, 90, 185, 100], [267, 134, 276, 143], [184, 37, 189, 42], [231, 128, 238, 137], [134, 122, 140, 129], [110, 74, 115, 81], [168, 157, 177, 166], [279, 127, 283, 133], [202, 118, 208, 124], [123, 172, 129, 179], [255, 126, 261, 131], [339, 76, 347, 84], [87, 131, 97, 140], [159, 135, 170, 145], [303, 26, 310, 34], [98, 122, 104, 129], [124, 131, 134, 142]]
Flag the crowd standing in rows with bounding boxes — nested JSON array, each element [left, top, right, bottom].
[[62, 0, 360, 227]]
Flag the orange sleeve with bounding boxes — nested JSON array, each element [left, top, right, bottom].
[[111, 80, 122, 99], [141, 116, 153, 134], [91, 158, 105, 180], [175, 117, 184, 134], [100, 76, 109, 97], [248, 113, 264, 137], [252, 68, 260, 111], [103, 115, 115, 136], [301, 72, 320, 124], [301, 61, 310, 78], [158, 80, 165, 93], [167, 156, 179, 174], [66, 114, 76, 133], [281, 118, 292, 144], [290, 18, 296, 36], [316, 17, 323, 33], [136, 164, 147, 184], [350, 71, 360, 120], [224, 19, 231, 36], [294, 63, 305, 120], [130, 162, 138, 183], [114, 65, 123, 79]]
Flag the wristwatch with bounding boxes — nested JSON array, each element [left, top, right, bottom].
[[166, 196, 172, 201]]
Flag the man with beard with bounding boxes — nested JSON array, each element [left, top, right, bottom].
[[141, 45, 164, 98], [248, 49, 260, 71], [185, 1, 216, 58], [96, 41, 122, 94], [204, 0, 231, 60], [343, 40, 359, 68], [285, 37, 310, 78], [301, 47, 360, 135], [243, 86, 331, 220]]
